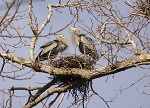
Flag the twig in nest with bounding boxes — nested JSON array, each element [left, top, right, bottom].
[[51, 55, 95, 69]]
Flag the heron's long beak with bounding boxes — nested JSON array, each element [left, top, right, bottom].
[[67, 26, 75, 31]]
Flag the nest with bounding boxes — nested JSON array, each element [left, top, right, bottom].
[[51, 55, 95, 69], [49, 55, 95, 104], [49, 74, 91, 104], [137, 1, 150, 18]]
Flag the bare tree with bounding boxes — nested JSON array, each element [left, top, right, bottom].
[[0, 0, 150, 108]]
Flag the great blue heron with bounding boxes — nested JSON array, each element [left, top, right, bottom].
[[68, 27, 99, 60], [36, 34, 69, 61]]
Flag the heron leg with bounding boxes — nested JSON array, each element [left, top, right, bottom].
[[83, 45, 88, 64], [47, 51, 53, 65], [48, 51, 51, 59], [83, 45, 86, 59]]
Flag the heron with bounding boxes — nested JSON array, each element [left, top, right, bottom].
[[68, 27, 99, 60], [36, 34, 69, 61]]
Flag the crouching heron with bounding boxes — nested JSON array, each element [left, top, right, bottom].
[[36, 34, 69, 61], [68, 27, 99, 61]]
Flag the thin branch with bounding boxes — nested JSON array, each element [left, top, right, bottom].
[[0, 0, 23, 33], [98, 36, 131, 45], [48, 93, 60, 107], [24, 81, 78, 108], [9, 86, 41, 91], [29, 3, 53, 61], [28, 0, 37, 35], [38, 4, 53, 34], [51, 3, 79, 8], [0, 0, 15, 25], [29, 77, 60, 102], [56, 93, 65, 108], [115, 74, 150, 93], [0, 57, 6, 74], [104, 2, 140, 55], [8, 88, 13, 108], [90, 81, 110, 108], [28, 0, 38, 62]]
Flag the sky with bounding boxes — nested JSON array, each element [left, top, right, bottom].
[[0, 0, 150, 108]]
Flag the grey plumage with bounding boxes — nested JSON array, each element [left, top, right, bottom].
[[36, 34, 69, 61], [70, 27, 80, 46], [68, 27, 99, 60]]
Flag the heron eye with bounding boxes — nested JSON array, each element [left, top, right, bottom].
[[61, 35, 64, 38]]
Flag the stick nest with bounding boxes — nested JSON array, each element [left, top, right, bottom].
[[51, 55, 95, 69], [49, 55, 95, 103], [49, 74, 91, 104], [138, 1, 150, 19]]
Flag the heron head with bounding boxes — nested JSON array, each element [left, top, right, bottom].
[[56, 34, 70, 44], [67, 26, 79, 33], [70, 27, 77, 31], [69, 27, 80, 38]]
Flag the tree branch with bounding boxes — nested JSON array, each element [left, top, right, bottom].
[[0, 0, 15, 25], [0, 52, 150, 80], [29, 77, 60, 102], [23, 81, 78, 108], [29, 2, 53, 61], [56, 93, 65, 108], [38, 4, 53, 34]]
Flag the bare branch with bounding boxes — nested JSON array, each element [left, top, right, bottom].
[[38, 4, 53, 34], [115, 74, 150, 93], [30, 78, 60, 102], [29, 3, 53, 61], [28, 0, 38, 61], [90, 81, 110, 108], [56, 93, 65, 108], [103, 2, 140, 55], [51, 3, 79, 8], [0, 0, 15, 25], [9, 86, 41, 91], [28, 0, 37, 35], [0, 52, 150, 80], [49, 93, 60, 107], [24, 81, 78, 108], [0, 52, 32, 67]]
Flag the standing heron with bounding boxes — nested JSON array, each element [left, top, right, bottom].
[[36, 34, 69, 61], [68, 27, 99, 60]]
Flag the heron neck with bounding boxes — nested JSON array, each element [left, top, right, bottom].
[[72, 31, 80, 35]]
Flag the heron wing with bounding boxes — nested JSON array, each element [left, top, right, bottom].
[[80, 36, 99, 60], [40, 40, 58, 48], [40, 41, 58, 56], [80, 36, 95, 51], [57, 42, 68, 52], [79, 42, 91, 54]]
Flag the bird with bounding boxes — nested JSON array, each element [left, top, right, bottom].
[[68, 27, 99, 60], [36, 34, 69, 61]]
